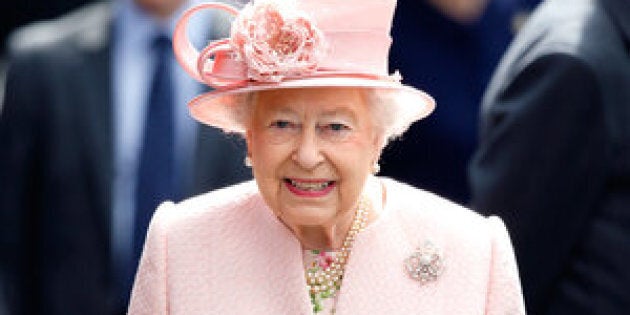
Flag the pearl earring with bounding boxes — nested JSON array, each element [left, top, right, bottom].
[[372, 162, 380, 174], [244, 156, 252, 167]]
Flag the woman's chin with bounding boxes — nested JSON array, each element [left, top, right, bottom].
[[280, 206, 335, 228]]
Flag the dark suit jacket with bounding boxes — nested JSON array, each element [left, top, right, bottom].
[[384, 0, 533, 204], [469, 0, 630, 313], [0, 3, 250, 315]]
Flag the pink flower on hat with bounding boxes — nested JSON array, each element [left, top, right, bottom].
[[230, 0, 326, 82]]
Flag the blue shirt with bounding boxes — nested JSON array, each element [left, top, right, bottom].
[[110, 0, 211, 289]]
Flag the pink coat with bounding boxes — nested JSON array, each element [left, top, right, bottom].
[[128, 178, 525, 314]]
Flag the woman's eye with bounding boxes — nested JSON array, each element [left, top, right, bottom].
[[269, 120, 293, 129], [322, 123, 350, 132], [318, 123, 352, 141]]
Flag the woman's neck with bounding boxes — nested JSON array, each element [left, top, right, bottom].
[[295, 176, 385, 250], [295, 211, 355, 250]]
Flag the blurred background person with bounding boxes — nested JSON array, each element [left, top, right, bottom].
[[0, 0, 92, 51], [0, 0, 249, 314], [0, 0, 92, 105], [469, 0, 630, 313], [383, 0, 540, 204]]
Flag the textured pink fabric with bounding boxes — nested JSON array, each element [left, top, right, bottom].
[[128, 178, 525, 314]]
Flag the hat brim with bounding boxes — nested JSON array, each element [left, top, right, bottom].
[[188, 77, 435, 134]]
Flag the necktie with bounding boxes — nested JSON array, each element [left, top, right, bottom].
[[133, 34, 175, 270]]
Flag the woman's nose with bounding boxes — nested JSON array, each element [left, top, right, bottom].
[[292, 129, 325, 170]]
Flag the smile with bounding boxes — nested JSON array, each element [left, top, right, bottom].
[[284, 178, 336, 197]]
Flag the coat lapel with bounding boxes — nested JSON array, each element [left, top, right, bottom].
[[246, 199, 314, 314], [602, 0, 630, 47], [73, 7, 114, 245], [195, 192, 313, 314]]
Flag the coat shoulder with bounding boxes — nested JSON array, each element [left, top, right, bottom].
[[7, 1, 112, 56], [372, 179, 522, 314], [498, 0, 622, 80], [153, 180, 263, 231], [384, 179, 488, 224], [382, 178, 506, 245]]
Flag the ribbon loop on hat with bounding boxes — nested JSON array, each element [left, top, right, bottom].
[[174, 1, 405, 90], [173, 2, 240, 85], [173, 1, 436, 135], [197, 39, 248, 88]]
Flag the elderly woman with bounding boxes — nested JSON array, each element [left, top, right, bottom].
[[128, 0, 525, 314]]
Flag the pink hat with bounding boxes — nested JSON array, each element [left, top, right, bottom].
[[173, 0, 435, 134]]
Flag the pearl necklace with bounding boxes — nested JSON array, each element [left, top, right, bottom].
[[305, 197, 370, 296]]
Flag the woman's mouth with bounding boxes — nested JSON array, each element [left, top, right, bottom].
[[284, 178, 336, 197]]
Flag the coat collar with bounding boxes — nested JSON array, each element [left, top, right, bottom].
[[235, 179, 450, 314], [602, 0, 630, 48]]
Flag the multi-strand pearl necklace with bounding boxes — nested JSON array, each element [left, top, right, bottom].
[[305, 197, 370, 295]]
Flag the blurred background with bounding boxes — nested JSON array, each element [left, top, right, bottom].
[[0, 0, 543, 314], [0, 0, 95, 101], [0, 1, 94, 53], [383, 0, 540, 204]]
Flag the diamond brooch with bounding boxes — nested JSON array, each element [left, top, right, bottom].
[[404, 241, 445, 284]]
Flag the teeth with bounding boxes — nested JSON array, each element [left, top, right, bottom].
[[290, 180, 330, 191]]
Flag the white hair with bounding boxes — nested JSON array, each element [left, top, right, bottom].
[[229, 87, 420, 149], [231, 93, 257, 132], [361, 88, 418, 146]]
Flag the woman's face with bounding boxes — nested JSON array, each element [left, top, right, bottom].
[[246, 87, 381, 229]]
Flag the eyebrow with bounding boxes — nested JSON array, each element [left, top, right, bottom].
[[267, 106, 299, 116], [320, 107, 358, 122], [266, 104, 359, 122]]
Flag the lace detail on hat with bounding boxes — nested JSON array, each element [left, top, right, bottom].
[[230, 0, 326, 82]]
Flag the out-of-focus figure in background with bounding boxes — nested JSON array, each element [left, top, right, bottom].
[[470, 0, 630, 313], [0, 0, 249, 314], [384, 0, 540, 204], [0, 0, 96, 104]]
